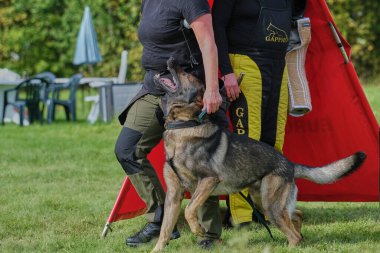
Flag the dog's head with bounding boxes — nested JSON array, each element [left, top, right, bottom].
[[154, 57, 204, 122]]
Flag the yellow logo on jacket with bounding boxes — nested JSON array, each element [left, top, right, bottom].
[[265, 23, 288, 43]]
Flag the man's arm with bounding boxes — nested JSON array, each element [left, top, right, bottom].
[[191, 13, 222, 114]]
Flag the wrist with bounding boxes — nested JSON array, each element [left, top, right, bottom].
[[205, 86, 219, 93]]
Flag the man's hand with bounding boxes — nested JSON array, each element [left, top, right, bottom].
[[203, 88, 222, 114], [223, 73, 240, 102]]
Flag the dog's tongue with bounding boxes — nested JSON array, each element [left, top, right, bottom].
[[159, 77, 176, 90]]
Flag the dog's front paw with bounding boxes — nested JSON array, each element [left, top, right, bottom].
[[151, 244, 163, 253], [189, 223, 206, 237]]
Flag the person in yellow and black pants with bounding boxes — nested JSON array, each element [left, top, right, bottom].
[[212, 0, 307, 227]]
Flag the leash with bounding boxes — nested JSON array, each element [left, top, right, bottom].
[[198, 109, 207, 122], [180, 19, 199, 68], [168, 158, 181, 180], [238, 192, 275, 240]]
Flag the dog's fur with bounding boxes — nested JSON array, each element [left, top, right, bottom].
[[150, 57, 366, 252]]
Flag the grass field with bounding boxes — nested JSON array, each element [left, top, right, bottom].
[[0, 85, 379, 253], [363, 85, 380, 122]]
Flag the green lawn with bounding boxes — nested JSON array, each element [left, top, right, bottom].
[[363, 86, 380, 123], [0, 85, 379, 253]]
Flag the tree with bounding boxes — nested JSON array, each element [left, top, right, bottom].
[[0, 0, 379, 81], [0, 0, 143, 80], [327, 0, 380, 80]]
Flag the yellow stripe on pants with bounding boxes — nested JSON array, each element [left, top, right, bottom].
[[274, 70, 288, 152], [229, 54, 262, 140], [229, 54, 262, 224], [228, 54, 288, 225]]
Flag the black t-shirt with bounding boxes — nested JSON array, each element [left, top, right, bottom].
[[138, 0, 210, 73], [212, 0, 299, 76]]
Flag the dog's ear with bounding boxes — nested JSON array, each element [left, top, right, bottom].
[[154, 74, 177, 93]]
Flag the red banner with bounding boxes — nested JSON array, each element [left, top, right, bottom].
[[283, 0, 379, 201]]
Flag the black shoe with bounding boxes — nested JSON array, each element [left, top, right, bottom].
[[126, 223, 180, 247], [198, 239, 214, 250]]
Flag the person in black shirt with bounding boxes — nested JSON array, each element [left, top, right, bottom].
[[115, 0, 223, 249], [212, 0, 306, 227]]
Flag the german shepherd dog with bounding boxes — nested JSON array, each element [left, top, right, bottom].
[[150, 57, 366, 252]]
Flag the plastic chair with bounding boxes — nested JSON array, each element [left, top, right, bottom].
[[34, 71, 56, 116], [34, 71, 56, 84], [47, 73, 83, 123], [2, 77, 49, 126]]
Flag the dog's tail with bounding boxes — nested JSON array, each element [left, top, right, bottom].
[[294, 151, 366, 184]]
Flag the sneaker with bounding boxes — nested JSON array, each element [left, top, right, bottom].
[[125, 223, 180, 247]]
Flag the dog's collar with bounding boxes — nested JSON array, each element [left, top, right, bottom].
[[165, 110, 207, 130], [165, 120, 202, 130]]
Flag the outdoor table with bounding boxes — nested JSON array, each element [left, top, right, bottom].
[[87, 81, 142, 123], [54, 77, 117, 85], [54, 77, 118, 122]]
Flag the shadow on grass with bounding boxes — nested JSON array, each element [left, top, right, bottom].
[[160, 202, 380, 245], [243, 203, 380, 247], [107, 203, 379, 252]]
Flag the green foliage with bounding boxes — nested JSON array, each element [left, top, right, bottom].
[[327, 0, 380, 80], [0, 0, 143, 80], [0, 0, 379, 80], [362, 81, 380, 122]]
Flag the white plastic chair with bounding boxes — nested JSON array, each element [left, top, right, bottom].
[[86, 50, 128, 123]]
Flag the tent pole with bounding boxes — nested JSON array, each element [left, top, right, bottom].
[[328, 22, 349, 64], [101, 222, 111, 238]]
